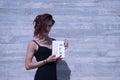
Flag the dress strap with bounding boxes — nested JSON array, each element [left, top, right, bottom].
[[33, 40, 40, 46]]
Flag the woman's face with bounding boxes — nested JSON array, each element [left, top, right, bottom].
[[45, 20, 53, 35]]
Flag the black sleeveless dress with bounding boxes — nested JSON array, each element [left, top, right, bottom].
[[33, 40, 57, 80]]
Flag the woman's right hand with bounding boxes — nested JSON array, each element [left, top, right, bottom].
[[46, 55, 61, 63]]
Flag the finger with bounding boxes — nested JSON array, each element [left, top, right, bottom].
[[64, 39, 68, 46], [56, 55, 62, 59], [64, 39, 67, 44], [52, 54, 56, 57], [58, 55, 62, 58]]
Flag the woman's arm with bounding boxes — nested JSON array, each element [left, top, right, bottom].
[[25, 41, 59, 70], [25, 41, 45, 70]]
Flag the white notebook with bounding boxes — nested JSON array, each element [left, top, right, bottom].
[[52, 41, 65, 58]]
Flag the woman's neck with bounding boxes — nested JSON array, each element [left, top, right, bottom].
[[35, 35, 50, 41], [35, 35, 52, 45]]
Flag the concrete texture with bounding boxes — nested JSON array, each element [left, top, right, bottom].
[[0, 0, 120, 80]]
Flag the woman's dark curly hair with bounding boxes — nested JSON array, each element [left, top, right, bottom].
[[33, 13, 55, 37]]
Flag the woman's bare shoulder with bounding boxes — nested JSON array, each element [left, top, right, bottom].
[[27, 40, 37, 50]]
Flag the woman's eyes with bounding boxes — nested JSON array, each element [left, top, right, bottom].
[[48, 25, 52, 27]]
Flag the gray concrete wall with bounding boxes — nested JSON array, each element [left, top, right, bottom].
[[0, 0, 120, 80]]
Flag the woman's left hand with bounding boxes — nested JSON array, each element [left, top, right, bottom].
[[64, 39, 68, 49]]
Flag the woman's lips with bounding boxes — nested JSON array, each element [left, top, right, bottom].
[[45, 30, 49, 33]]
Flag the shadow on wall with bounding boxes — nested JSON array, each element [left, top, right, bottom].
[[57, 60, 71, 80]]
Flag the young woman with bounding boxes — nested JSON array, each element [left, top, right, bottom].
[[25, 13, 68, 80]]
